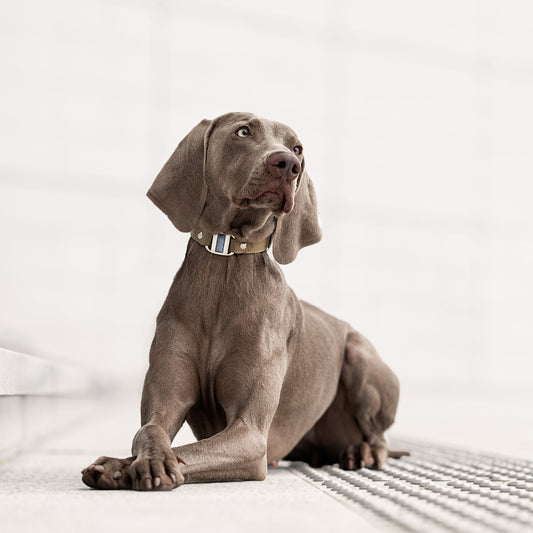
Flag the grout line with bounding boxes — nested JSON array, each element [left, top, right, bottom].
[[288, 462, 410, 532], [286, 441, 533, 533]]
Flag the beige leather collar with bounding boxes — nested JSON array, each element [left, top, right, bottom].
[[190, 229, 272, 256]]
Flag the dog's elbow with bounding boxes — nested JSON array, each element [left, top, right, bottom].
[[246, 458, 268, 481]]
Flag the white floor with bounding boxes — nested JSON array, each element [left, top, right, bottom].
[[1, 383, 531, 533], [0, 391, 379, 533]]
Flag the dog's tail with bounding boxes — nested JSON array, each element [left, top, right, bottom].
[[389, 450, 410, 459]]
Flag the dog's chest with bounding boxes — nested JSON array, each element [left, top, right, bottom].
[[175, 249, 292, 337]]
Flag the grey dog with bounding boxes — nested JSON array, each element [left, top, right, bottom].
[[82, 112, 404, 491]]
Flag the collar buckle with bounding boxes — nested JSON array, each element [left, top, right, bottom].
[[205, 233, 235, 256]]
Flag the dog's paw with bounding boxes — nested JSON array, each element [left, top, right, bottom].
[[81, 456, 134, 489], [339, 441, 389, 470], [128, 450, 185, 491]]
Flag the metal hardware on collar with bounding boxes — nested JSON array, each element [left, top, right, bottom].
[[190, 229, 272, 255], [206, 233, 234, 256]]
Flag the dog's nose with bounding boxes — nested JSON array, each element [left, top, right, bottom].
[[268, 151, 301, 181]]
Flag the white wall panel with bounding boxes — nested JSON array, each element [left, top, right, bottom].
[[1, 0, 532, 391]]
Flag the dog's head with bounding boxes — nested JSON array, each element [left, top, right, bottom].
[[147, 112, 321, 264]]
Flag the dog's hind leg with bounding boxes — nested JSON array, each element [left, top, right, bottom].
[[337, 330, 407, 469]]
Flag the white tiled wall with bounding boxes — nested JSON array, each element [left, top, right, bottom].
[[1, 0, 532, 390]]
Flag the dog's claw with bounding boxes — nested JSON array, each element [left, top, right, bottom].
[[339, 442, 392, 471], [82, 456, 135, 490]]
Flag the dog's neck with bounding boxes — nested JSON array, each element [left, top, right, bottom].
[[190, 229, 272, 256]]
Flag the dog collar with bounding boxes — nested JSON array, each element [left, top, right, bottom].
[[190, 229, 272, 256]]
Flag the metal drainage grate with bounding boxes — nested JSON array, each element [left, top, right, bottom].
[[289, 439, 533, 533]]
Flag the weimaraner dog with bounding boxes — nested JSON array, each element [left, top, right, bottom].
[[82, 112, 404, 491]]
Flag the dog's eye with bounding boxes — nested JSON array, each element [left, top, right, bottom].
[[236, 127, 250, 137], [293, 146, 302, 155]]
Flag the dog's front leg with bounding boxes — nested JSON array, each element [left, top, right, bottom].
[[129, 325, 201, 490], [129, 413, 187, 491], [128, 415, 271, 489], [168, 353, 286, 485], [82, 321, 198, 491], [169, 417, 268, 483]]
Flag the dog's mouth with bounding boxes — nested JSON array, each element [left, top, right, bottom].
[[234, 181, 296, 214]]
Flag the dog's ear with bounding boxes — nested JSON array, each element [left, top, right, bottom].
[[147, 119, 213, 232], [272, 165, 322, 264]]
